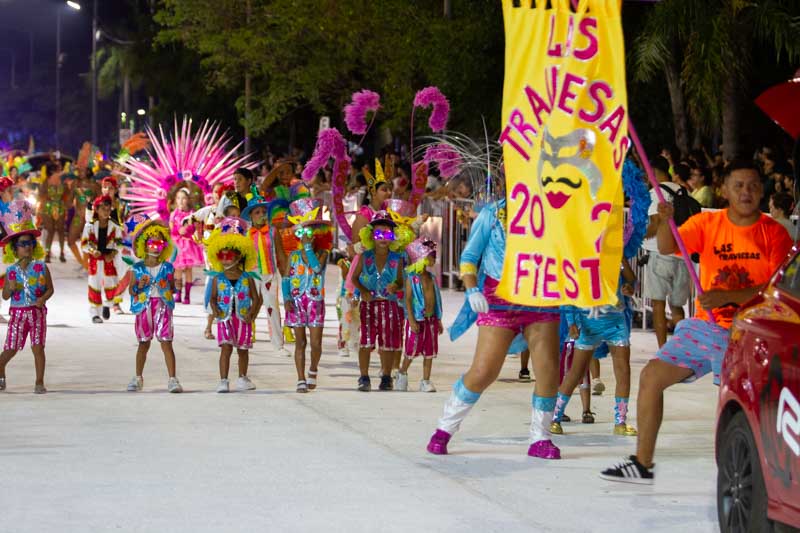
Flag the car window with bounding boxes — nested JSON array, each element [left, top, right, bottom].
[[777, 252, 800, 298]]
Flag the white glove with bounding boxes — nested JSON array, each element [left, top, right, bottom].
[[467, 289, 489, 314]]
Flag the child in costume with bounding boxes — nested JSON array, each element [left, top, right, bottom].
[[351, 210, 405, 392], [335, 257, 358, 357], [552, 260, 638, 436], [282, 198, 333, 392], [0, 200, 54, 394], [125, 213, 183, 393], [384, 197, 426, 375], [427, 198, 562, 459], [242, 192, 291, 357], [82, 195, 124, 323], [170, 188, 204, 304], [396, 238, 442, 393], [206, 217, 262, 393]]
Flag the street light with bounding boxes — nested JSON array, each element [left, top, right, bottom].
[[136, 109, 146, 116], [55, 0, 82, 150]]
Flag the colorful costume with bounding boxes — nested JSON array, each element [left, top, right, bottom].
[[205, 217, 259, 350], [429, 197, 560, 459], [356, 210, 405, 351], [404, 238, 442, 359], [169, 208, 205, 269], [553, 159, 652, 432], [81, 197, 124, 318], [282, 198, 333, 328], [242, 193, 285, 352], [126, 214, 177, 343], [0, 200, 48, 351]]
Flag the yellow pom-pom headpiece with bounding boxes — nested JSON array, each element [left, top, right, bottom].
[[206, 216, 257, 272]]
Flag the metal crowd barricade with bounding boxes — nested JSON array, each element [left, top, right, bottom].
[[419, 197, 474, 289]]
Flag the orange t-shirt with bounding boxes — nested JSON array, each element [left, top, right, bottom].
[[678, 209, 793, 328]]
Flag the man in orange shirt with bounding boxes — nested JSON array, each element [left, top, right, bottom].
[[600, 160, 793, 484]]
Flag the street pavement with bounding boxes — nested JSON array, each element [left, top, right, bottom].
[[0, 260, 720, 532]]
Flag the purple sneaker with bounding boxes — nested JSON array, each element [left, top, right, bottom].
[[527, 439, 561, 460], [427, 429, 451, 455]]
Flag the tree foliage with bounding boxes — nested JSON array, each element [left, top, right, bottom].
[[154, 0, 503, 142]]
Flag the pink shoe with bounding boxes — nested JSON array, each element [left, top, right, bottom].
[[527, 439, 561, 460], [426, 429, 451, 455]]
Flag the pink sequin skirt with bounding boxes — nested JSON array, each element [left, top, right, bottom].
[[475, 277, 559, 333]]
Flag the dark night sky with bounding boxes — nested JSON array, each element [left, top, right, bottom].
[[0, 0, 135, 152]]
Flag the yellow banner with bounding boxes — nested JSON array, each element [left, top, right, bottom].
[[497, 0, 629, 307]]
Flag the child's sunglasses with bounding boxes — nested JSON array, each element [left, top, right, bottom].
[[294, 227, 313, 239], [145, 238, 167, 251], [15, 239, 35, 248], [373, 229, 395, 241], [216, 249, 239, 261]]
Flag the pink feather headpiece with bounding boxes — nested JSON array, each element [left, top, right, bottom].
[[120, 117, 256, 220], [344, 90, 381, 136], [301, 128, 349, 182], [423, 144, 462, 179], [413, 87, 450, 132]]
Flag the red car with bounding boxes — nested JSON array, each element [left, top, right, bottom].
[[716, 246, 800, 532]]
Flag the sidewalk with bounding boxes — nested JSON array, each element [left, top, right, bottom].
[[0, 262, 719, 532]]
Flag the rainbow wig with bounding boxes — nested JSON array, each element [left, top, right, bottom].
[[283, 224, 334, 253]]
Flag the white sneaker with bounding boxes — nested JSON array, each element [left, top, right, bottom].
[[592, 378, 606, 396], [420, 379, 437, 393], [127, 376, 143, 392], [338, 348, 350, 358], [395, 372, 409, 391], [276, 347, 292, 357], [236, 376, 256, 391], [167, 377, 183, 393], [216, 379, 230, 393]]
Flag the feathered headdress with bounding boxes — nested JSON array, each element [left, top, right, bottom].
[[120, 117, 256, 221], [115, 133, 151, 164], [622, 158, 651, 259]]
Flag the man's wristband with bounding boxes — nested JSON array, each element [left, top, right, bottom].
[[465, 287, 480, 296]]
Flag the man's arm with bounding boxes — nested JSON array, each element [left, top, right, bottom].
[[656, 202, 678, 255]]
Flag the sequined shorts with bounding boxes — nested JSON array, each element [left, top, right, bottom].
[[4, 306, 47, 351], [475, 277, 559, 332]]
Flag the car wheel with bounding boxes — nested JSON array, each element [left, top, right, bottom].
[[717, 411, 772, 533]]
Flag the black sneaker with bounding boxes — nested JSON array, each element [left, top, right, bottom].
[[518, 368, 531, 382], [378, 374, 393, 391], [357, 376, 371, 392], [102, 306, 111, 320], [600, 455, 655, 485]]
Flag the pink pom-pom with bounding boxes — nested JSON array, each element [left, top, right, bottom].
[[344, 90, 381, 135], [413, 87, 450, 132], [423, 144, 462, 179], [302, 128, 349, 182]]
